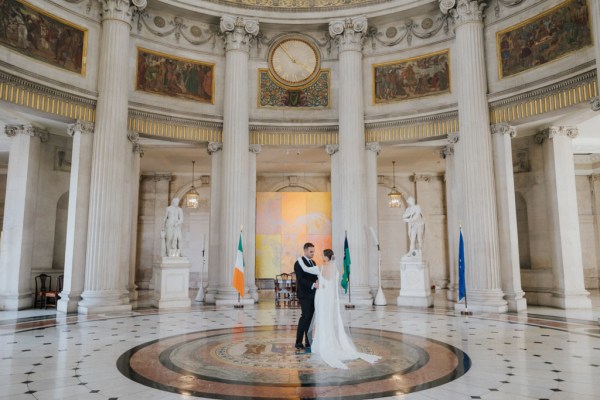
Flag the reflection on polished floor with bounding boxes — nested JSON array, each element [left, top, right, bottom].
[[1, 289, 599, 400]]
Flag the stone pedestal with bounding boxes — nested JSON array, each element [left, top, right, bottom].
[[397, 256, 433, 308], [152, 257, 191, 309]]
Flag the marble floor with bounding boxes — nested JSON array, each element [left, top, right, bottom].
[[1, 289, 599, 400]]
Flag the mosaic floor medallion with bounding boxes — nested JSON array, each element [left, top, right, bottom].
[[117, 325, 471, 399]]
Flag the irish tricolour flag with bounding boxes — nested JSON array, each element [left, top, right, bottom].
[[232, 231, 245, 297]]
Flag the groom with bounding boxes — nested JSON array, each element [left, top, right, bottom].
[[294, 242, 319, 352]]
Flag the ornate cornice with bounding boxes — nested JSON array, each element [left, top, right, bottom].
[[68, 121, 95, 136], [535, 126, 579, 144], [5, 124, 49, 142], [99, 0, 146, 23], [207, 142, 223, 155], [329, 16, 368, 52], [366, 142, 381, 154], [491, 122, 516, 138], [249, 144, 262, 154], [219, 16, 259, 52], [441, 0, 486, 26], [325, 144, 339, 155]]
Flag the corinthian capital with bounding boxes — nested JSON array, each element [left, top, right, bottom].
[[325, 144, 339, 155], [591, 96, 600, 112], [207, 142, 223, 155], [535, 126, 579, 144], [5, 124, 49, 142], [440, 0, 486, 26], [99, 0, 146, 23], [491, 122, 517, 138], [68, 121, 94, 137], [366, 142, 381, 154], [329, 16, 368, 52], [220, 16, 259, 52], [249, 144, 262, 154]]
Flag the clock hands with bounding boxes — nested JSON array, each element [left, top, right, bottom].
[[279, 43, 314, 74]]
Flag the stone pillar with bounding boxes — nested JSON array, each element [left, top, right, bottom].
[[247, 144, 261, 302], [0, 125, 48, 310], [151, 173, 171, 275], [126, 132, 143, 301], [491, 123, 527, 312], [215, 16, 259, 305], [441, 144, 458, 302], [589, 0, 600, 111], [58, 121, 94, 313], [365, 142, 380, 295], [591, 174, 600, 289], [442, 0, 507, 312], [205, 142, 222, 304], [327, 145, 344, 265], [329, 16, 372, 305], [535, 127, 592, 309], [78, 0, 146, 314]]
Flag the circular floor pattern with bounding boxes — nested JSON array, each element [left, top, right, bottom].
[[117, 325, 471, 399]]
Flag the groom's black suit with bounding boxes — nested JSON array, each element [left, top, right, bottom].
[[294, 256, 318, 348]]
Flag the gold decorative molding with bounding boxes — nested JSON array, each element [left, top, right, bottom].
[[250, 126, 337, 146], [128, 110, 222, 142], [365, 112, 458, 143]]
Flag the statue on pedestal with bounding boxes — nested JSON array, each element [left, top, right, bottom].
[[402, 196, 425, 258], [163, 197, 183, 257]]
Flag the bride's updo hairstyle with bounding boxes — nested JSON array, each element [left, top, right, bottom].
[[323, 249, 334, 261]]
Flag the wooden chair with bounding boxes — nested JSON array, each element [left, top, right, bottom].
[[43, 275, 63, 309], [34, 274, 52, 309], [274, 273, 293, 306]]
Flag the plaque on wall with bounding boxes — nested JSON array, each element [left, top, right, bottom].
[[258, 69, 329, 109], [372, 50, 451, 104], [496, 0, 592, 79], [136, 48, 214, 104], [0, 0, 87, 75]]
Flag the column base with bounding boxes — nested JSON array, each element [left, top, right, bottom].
[[550, 290, 592, 309], [454, 301, 508, 313], [341, 286, 373, 306], [57, 291, 81, 313], [0, 292, 34, 310], [204, 287, 217, 304], [248, 285, 259, 302], [128, 284, 138, 301], [215, 286, 255, 305], [397, 295, 433, 308], [78, 290, 132, 314], [504, 291, 527, 312], [447, 285, 458, 302]]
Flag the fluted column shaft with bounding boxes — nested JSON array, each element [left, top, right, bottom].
[[491, 123, 526, 312], [590, 0, 600, 111], [0, 125, 47, 310], [58, 122, 94, 313], [445, 0, 506, 312], [329, 17, 372, 305], [127, 133, 143, 301], [247, 145, 261, 302], [79, 0, 145, 313], [441, 144, 458, 301], [215, 16, 258, 304], [327, 145, 344, 267], [205, 143, 222, 304], [536, 127, 591, 309], [365, 143, 380, 293]]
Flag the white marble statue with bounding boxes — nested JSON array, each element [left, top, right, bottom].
[[164, 197, 183, 257], [402, 197, 425, 258]]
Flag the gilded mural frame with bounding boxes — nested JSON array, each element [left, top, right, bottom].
[[371, 49, 451, 105], [1, 0, 88, 76], [135, 47, 216, 105], [495, 0, 593, 80], [257, 68, 330, 109]]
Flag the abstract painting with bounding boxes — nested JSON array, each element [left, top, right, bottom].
[[496, 0, 592, 79], [259, 69, 329, 108], [136, 48, 214, 103], [373, 50, 450, 104], [0, 0, 87, 74]]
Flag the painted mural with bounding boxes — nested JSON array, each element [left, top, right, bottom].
[[136, 48, 214, 103], [373, 50, 450, 104], [255, 192, 332, 279], [259, 69, 329, 108], [0, 0, 87, 74], [496, 0, 592, 79]]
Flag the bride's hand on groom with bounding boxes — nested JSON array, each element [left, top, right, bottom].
[[314, 280, 319, 289]]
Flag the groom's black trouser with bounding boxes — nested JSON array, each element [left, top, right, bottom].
[[296, 295, 315, 347]]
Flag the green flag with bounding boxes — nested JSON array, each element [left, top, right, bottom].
[[341, 234, 351, 293]]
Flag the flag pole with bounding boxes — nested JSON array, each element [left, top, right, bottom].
[[234, 226, 244, 309], [459, 224, 472, 316], [344, 230, 355, 309]]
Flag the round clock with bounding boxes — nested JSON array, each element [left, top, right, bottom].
[[268, 36, 320, 89]]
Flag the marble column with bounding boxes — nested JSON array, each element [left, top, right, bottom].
[[0, 125, 48, 310], [441, 144, 458, 302], [491, 123, 527, 312], [535, 127, 592, 309], [442, 0, 507, 312], [589, 0, 600, 111], [78, 0, 146, 314], [205, 142, 222, 304], [591, 174, 600, 289], [329, 16, 372, 305], [247, 144, 261, 302], [127, 132, 143, 301], [365, 142, 380, 295], [215, 16, 258, 305], [58, 121, 94, 313], [327, 145, 344, 266]]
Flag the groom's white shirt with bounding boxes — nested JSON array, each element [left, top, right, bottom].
[[297, 256, 320, 289]]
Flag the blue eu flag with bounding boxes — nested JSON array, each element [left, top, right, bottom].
[[458, 228, 466, 302]]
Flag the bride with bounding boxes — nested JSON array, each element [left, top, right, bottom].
[[304, 249, 380, 369]]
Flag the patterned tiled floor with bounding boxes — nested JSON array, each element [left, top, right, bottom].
[[1, 289, 599, 400]]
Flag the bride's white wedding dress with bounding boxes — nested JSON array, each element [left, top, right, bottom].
[[308, 261, 380, 369]]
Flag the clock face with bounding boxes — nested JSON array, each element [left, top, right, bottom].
[[268, 38, 320, 88]]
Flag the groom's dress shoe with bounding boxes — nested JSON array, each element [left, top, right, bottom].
[[295, 344, 305, 351], [304, 347, 312, 354]]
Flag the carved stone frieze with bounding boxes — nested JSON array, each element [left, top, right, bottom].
[[491, 122, 517, 138], [535, 126, 579, 144], [365, 142, 381, 154], [441, 0, 486, 26], [68, 121, 95, 136], [133, 10, 217, 47], [5, 124, 49, 142], [207, 142, 223, 155], [493, 0, 526, 18], [220, 16, 260, 52], [367, 14, 450, 49], [329, 16, 368, 52], [99, 0, 146, 23], [325, 144, 339, 155]]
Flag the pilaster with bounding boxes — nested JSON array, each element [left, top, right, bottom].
[[205, 142, 222, 304], [365, 142, 380, 295]]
